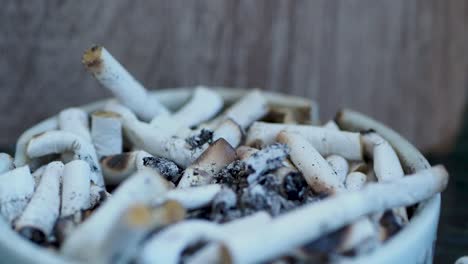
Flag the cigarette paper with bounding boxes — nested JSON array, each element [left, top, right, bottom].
[[61, 160, 91, 217], [82, 46, 169, 121], [61, 168, 170, 261], [0, 166, 34, 224], [14, 118, 58, 167], [155, 184, 222, 209], [277, 131, 345, 195], [247, 122, 363, 161], [326, 155, 349, 183], [58, 108, 92, 142], [213, 119, 243, 148], [26, 130, 104, 187], [0, 153, 14, 174], [15, 161, 63, 243], [171, 86, 223, 128]]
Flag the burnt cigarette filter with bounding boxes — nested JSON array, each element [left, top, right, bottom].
[[15, 161, 64, 243], [178, 138, 237, 188]]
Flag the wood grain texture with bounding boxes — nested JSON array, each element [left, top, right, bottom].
[[0, 0, 467, 152]]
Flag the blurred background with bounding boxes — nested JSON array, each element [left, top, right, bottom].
[[1, 0, 467, 262]]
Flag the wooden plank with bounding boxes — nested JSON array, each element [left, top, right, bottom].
[[0, 0, 466, 152]]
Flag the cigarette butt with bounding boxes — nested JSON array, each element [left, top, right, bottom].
[[61, 160, 91, 218], [247, 122, 363, 161], [61, 168, 170, 262], [58, 108, 92, 142], [82, 45, 169, 121], [0, 166, 35, 224], [277, 131, 345, 195], [178, 139, 236, 188], [15, 161, 63, 243]]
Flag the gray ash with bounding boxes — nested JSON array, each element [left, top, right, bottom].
[[185, 129, 213, 150], [142, 157, 181, 183], [282, 172, 316, 203], [212, 161, 248, 193], [239, 183, 297, 217], [245, 143, 289, 183]]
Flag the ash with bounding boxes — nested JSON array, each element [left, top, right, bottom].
[[200, 145, 317, 222], [143, 157, 181, 183], [185, 129, 213, 150]]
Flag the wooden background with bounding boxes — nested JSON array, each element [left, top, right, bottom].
[[1, 0, 467, 152]]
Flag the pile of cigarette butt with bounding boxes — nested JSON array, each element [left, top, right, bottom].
[[1, 45, 449, 264]]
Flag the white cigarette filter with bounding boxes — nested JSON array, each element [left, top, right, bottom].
[[97, 201, 186, 263], [0, 153, 14, 174], [326, 155, 349, 183], [61, 160, 91, 218], [14, 118, 58, 167], [0, 166, 34, 224], [277, 131, 345, 195], [345, 172, 367, 192], [61, 168, 170, 261], [91, 111, 123, 158], [26, 130, 104, 187], [177, 139, 237, 188], [82, 45, 169, 121], [58, 108, 92, 142], [15, 161, 64, 243], [170, 86, 223, 128], [211, 90, 269, 130], [247, 122, 363, 161], [213, 119, 243, 148], [155, 184, 222, 209], [221, 165, 448, 264]]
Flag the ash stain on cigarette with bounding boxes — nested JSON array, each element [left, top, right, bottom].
[[102, 153, 131, 171], [185, 129, 213, 150], [82, 45, 103, 73], [142, 156, 181, 183], [18, 226, 46, 244]]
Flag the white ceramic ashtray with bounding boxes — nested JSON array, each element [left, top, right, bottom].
[[0, 46, 448, 264]]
